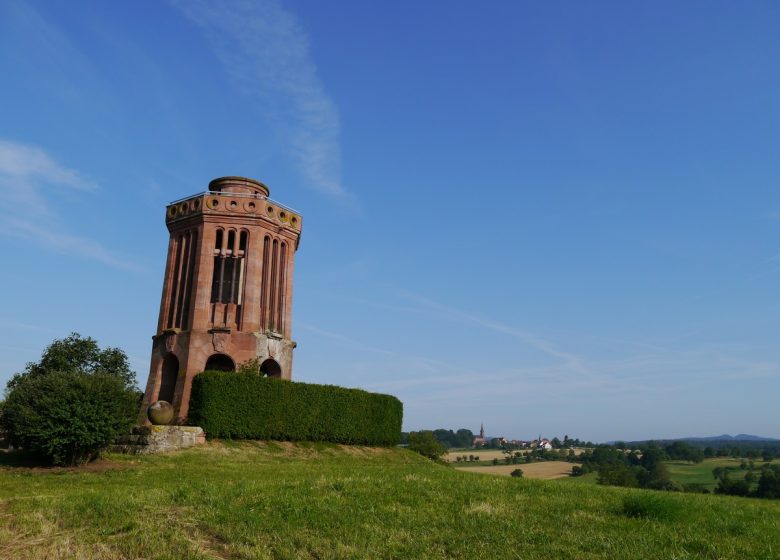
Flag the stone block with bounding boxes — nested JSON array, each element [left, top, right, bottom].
[[111, 425, 205, 455]]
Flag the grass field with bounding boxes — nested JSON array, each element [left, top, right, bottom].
[[666, 458, 774, 491], [2, 442, 780, 559]]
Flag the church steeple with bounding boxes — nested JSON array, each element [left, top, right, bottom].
[[480, 423, 485, 439]]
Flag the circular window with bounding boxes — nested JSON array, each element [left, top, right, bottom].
[[266, 206, 274, 216], [192, 199, 201, 210], [229, 200, 238, 210], [279, 211, 288, 222], [291, 216, 298, 225], [168, 206, 177, 218], [207, 198, 219, 209]]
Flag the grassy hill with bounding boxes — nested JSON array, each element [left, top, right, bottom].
[[2, 442, 779, 559]]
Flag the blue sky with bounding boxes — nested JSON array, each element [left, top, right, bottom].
[[1, 1, 779, 442]]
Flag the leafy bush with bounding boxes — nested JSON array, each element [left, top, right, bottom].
[[407, 431, 446, 460], [2, 371, 138, 465], [188, 372, 402, 446], [510, 468, 524, 478]]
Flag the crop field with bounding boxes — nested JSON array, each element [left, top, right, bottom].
[[446, 448, 585, 463], [456, 461, 574, 479], [2, 442, 780, 559], [446, 449, 507, 462]]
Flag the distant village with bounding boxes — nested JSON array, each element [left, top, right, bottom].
[[471, 423, 554, 450]]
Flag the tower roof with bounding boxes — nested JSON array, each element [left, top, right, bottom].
[[208, 176, 270, 197]]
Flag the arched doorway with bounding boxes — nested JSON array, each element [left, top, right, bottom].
[[260, 358, 282, 378], [204, 353, 235, 372], [158, 353, 179, 404]]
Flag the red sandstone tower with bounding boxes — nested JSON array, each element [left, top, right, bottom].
[[141, 176, 302, 422]]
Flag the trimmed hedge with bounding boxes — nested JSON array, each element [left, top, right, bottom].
[[188, 372, 403, 446]]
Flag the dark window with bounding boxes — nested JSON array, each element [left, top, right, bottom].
[[211, 229, 247, 304]]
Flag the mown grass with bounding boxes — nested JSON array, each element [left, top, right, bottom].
[[1, 442, 780, 559]]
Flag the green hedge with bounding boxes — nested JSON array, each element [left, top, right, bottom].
[[188, 372, 403, 446]]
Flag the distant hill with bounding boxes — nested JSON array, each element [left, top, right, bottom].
[[681, 434, 780, 443], [609, 434, 780, 446]]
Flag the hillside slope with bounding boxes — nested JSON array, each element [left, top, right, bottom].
[[1, 442, 779, 559]]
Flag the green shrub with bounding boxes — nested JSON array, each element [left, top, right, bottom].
[[510, 468, 524, 478], [408, 430, 446, 460], [188, 372, 403, 446], [2, 371, 138, 465], [621, 493, 684, 521]]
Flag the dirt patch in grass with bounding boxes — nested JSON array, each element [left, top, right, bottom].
[[456, 461, 576, 479]]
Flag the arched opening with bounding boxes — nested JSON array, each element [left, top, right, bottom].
[[158, 353, 179, 404], [260, 358, 282, 378], [205, 353, 235, 372]]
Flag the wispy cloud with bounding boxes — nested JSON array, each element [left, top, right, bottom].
[[172, 0, 349, 200], [0, 139, 95, 214], [0, 138, 142, 271], [397, 290, 588, 372]]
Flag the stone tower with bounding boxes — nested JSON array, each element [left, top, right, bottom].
[[140, 176, 302, 422]]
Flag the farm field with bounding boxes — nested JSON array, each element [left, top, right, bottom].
[[446, 447, 585, 463], [446, 449, 507, 462], [2, 442, 780, 559], [456, 460, 574, 479]]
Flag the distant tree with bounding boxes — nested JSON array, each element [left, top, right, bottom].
[[665, 441, 704, 463], [763, 449, 774, 462], [597, 463, 638, 488], [492, 458, 499, 466], [551, 437, 562, 449], [510, 468, 524, 478], [408, 431, 447, 461], [703, 446, 715, 458], [432, 429, 455, 448], [715, 474, 751, 497], [755, 465, 780, 499], [455, 428, 474, 448]]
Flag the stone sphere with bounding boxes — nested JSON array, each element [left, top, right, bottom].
[[147, 401, 175, 425]]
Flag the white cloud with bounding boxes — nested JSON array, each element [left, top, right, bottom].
[[0, 138, 141, 271], [172, 0, 349, 200], [0, 139, 96, 215]]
